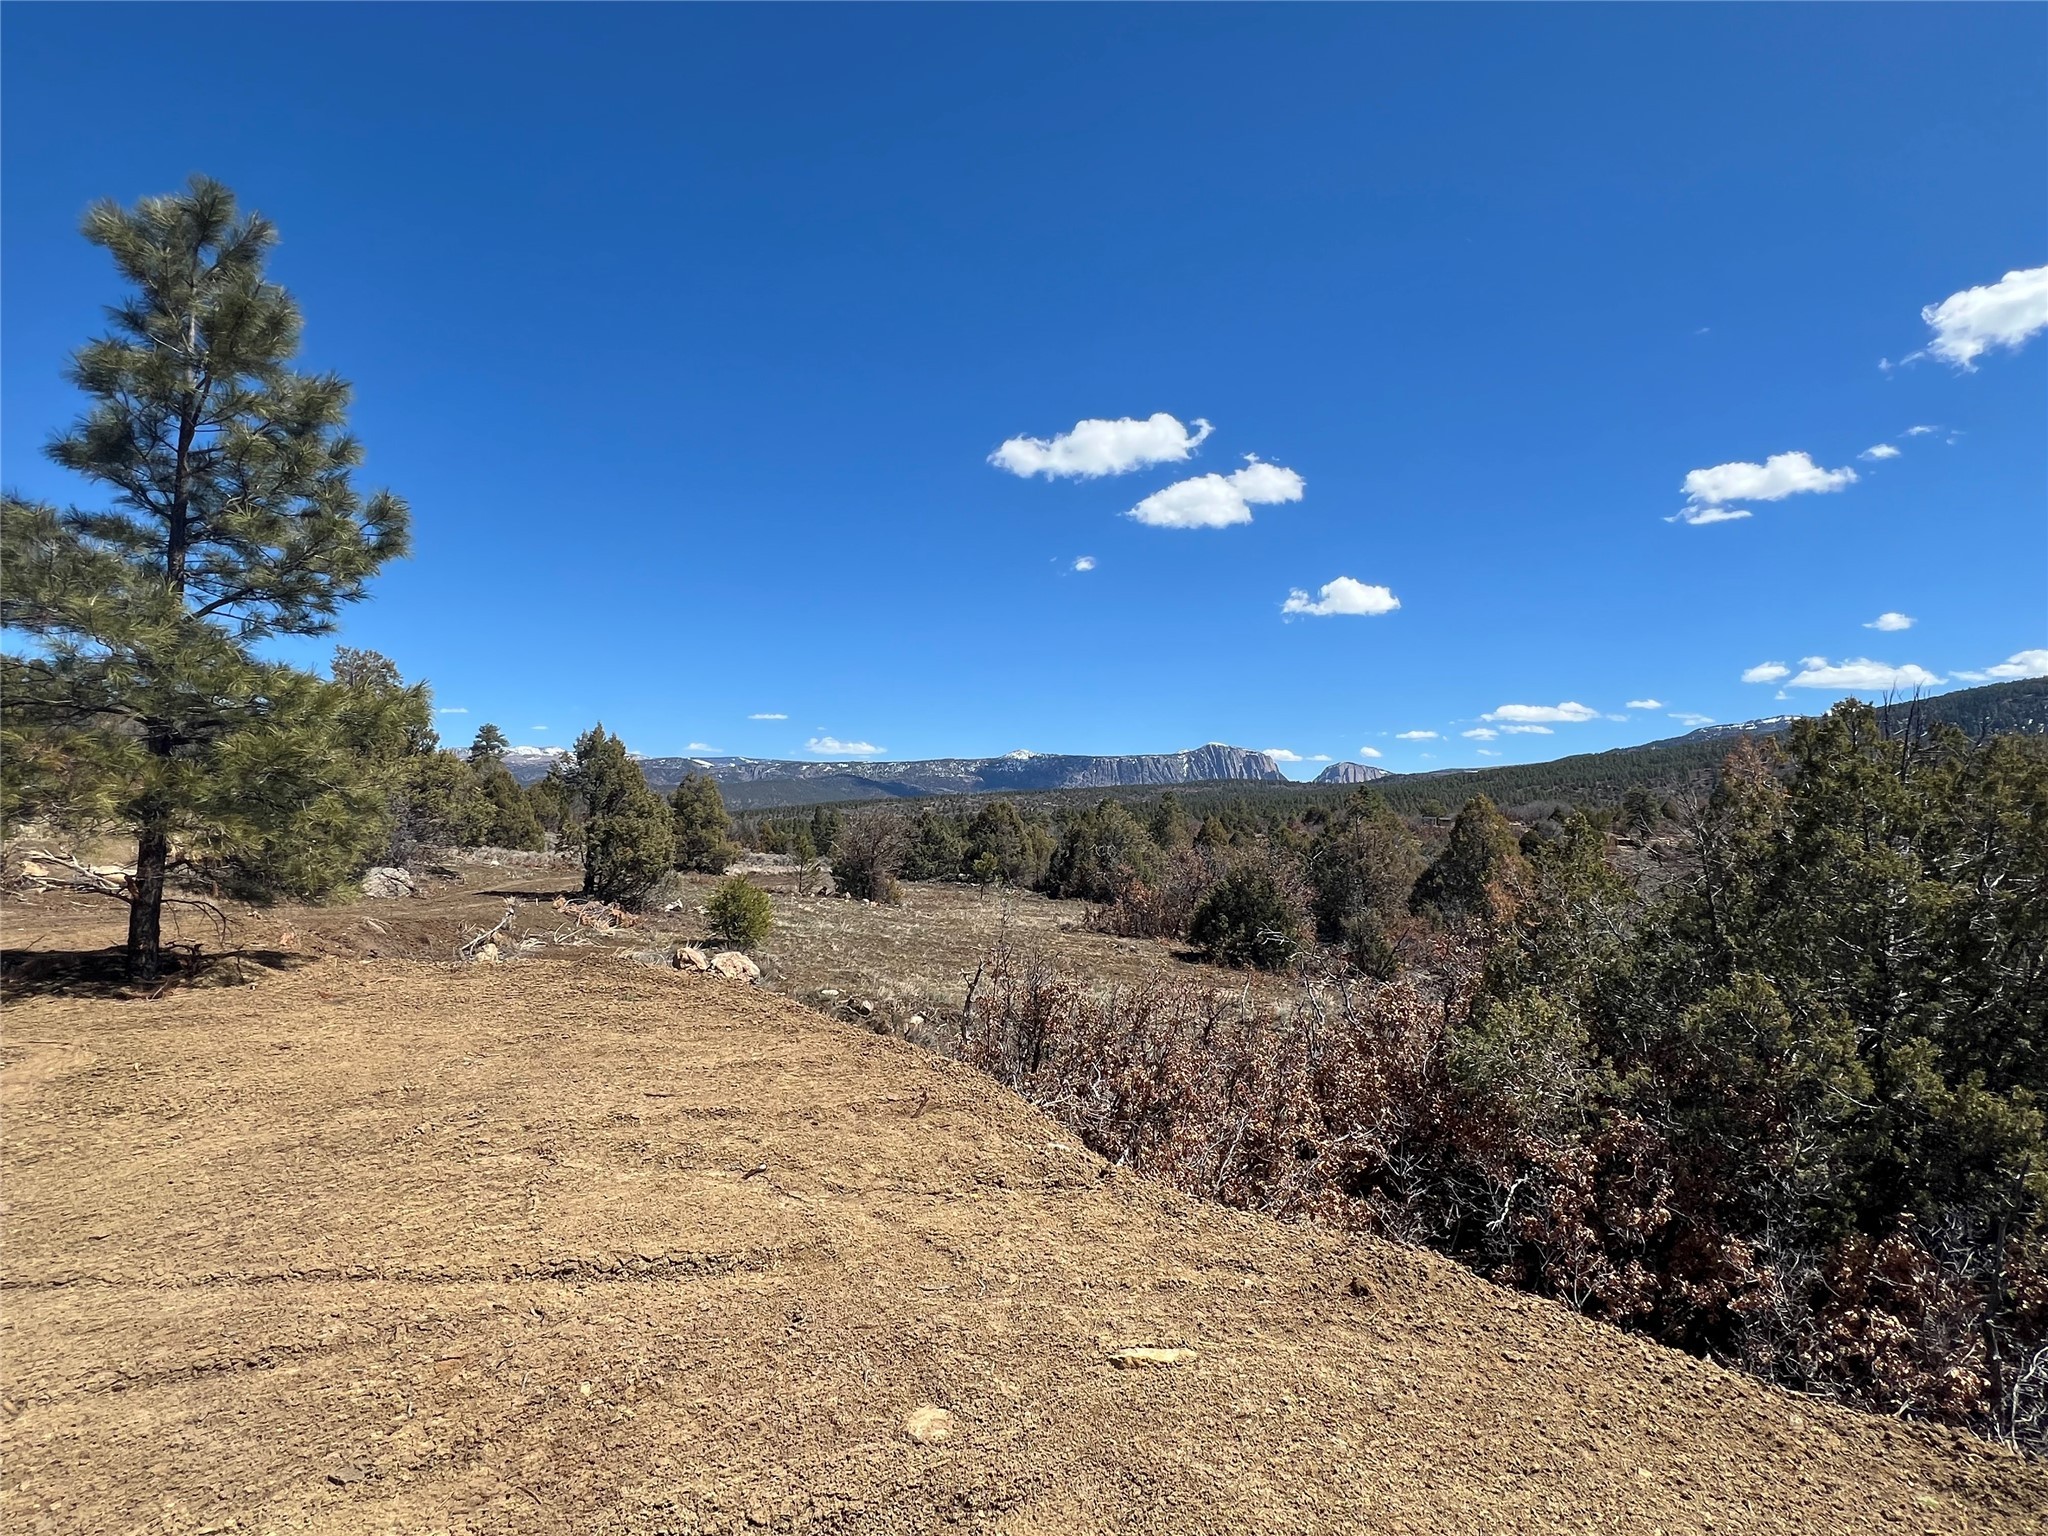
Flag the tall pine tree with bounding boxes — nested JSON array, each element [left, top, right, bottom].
[[0, 178, 408, 977]]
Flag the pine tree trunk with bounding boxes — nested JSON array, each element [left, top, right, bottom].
[[127, 812, 170, 981]]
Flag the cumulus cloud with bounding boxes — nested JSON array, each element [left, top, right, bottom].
[[1626, 698, 1663, 710], [1865, 612, 1914, 632], [806, 735, 886, 756], [1916, 265, 2048, 368], [1128, 455, 1304, 530], [1500, 724, 1554, 735], [1952, 649, 2048, 683], [1462, 728, 1498, 740], [1263, 748, 1304, 763], [1782, 658, 1944, 692], [1860, 443, 1900, 461], [749, 712, 789, 720], [1669, 711, 1715, 727], [1311, 754, 1333, 762], [685, 742, 721, 753], [1072, 556, 1096, 572], [1394, 730, 1438, 740], [1741, 662, 1791, 684], [1280, 576, 1400, 617], [1357, 747, 1382, 760], [1668, 506, 1754, 526], [1682, 451, 1857, 510], [437, 706, 469, 714], [1483, 702, 1599, 724], [991, 413, 1212, 478]]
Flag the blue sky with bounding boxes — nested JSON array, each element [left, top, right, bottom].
[[5, 5, 2044, 776]]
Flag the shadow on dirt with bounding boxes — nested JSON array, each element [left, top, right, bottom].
[[0, 946, 314, 1003]]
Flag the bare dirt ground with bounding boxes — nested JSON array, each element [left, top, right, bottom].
[[3, 881, 2045, 1534], [0, 858, 1272, 1032]]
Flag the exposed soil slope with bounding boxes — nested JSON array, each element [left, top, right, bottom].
[[3, 958, 2041, 1534]]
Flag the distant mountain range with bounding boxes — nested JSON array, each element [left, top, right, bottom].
[[502, 743, 1288, 807], [497, 678, 2045, 810], [1311, 761, 1392, 785]]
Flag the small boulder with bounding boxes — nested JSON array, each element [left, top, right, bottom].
[[710, 951, 761, 983], [853, 999, 875, 1017], [675, 947, 712, 972], [817, 987, 840, 999], [360, 866, 416, 899], [901, 1405, 954, 1444], [472, 941, 500, 964]]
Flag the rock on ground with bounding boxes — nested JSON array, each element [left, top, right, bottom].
[[358, 866, 416, 899], [709, 951, 760, 982]]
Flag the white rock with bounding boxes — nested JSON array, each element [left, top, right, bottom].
[[360, 866, 416, 899], [901, 1405, 954, 1444], [710, 951, 761, 982]]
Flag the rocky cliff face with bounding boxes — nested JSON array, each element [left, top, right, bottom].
[[1312, 761, 1392, 785], [505, 744, 1288, 801]]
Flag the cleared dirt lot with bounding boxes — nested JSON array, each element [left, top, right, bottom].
[[3, 940, 2043, 1534]]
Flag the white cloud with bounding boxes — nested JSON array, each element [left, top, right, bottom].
[[1394, 730, 1438, 740], [1865, 612, 1914, 632], [685, 742, 721, 753], [748, 712, 788, 720], [530, 725, 548, 732], [1669, 506, 1753, 526], [1952, 649, 2048, 683], [1483, 701, 1599, 724], [1128, 455, 1304, 530], [1860, 443, 1900, 461], [1682, 451, 1857, 509], [1310, 754, 1333, 762], [1500, 724, 1554, 735], [1462, 728, 1498, 740], [1902, 424, 1939, 437], [1741, 662, 1791, 684], [991, 413, 1212, 478], [1072, 556, 1096, 572], [1281, 576, 1400, 617], [1917, 265, 2048, 368], [1476, 749, 1501, 758], [1625, 698, 1663, 710], [806, 735, 886, 756], [1357, 747, 1382, 760], [1668, 711, 1715, 727], [1263, 748, 1304, 763], [1783, 657, 1944, 692], [437, 706, 469, 714]]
